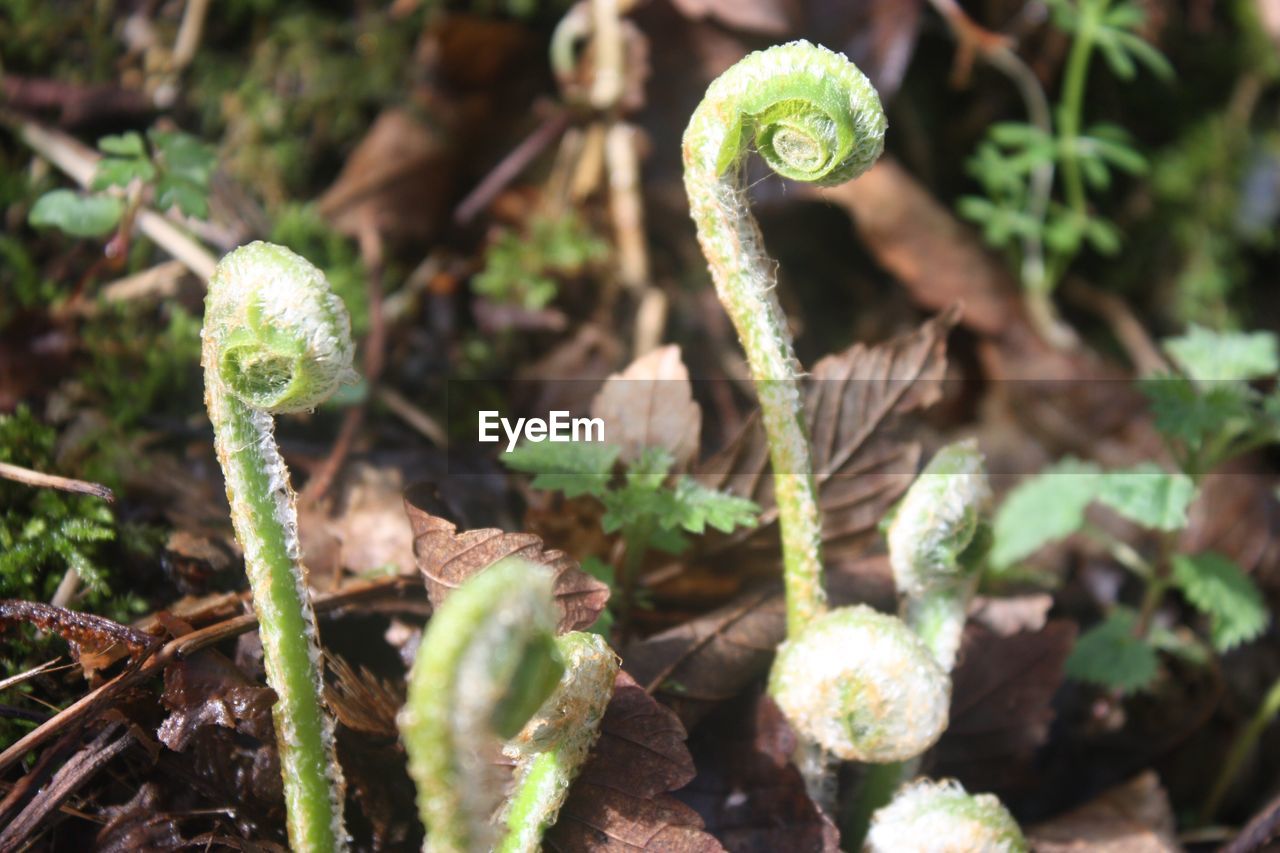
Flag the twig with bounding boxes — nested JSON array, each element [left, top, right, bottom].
[[0, 575, 418, 778], [1064, 278, 1169, 375], [0, 461, 113, 501], [453, 108, 571, 226], [376, 387, 447, 446], [171, 0, 212, 71], [0, 722, 133, 849]]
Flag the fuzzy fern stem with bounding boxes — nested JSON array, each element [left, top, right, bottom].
[[202, 241, 357, 852], [682, 40, 886, 638]]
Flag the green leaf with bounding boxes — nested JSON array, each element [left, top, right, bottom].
[[1098, 36, 1137, 80], [1095, 464, 1195, 531], [1140, 373, 1252, 449], [502, 441, 619, 499], [148, 129, 216, 186], [155, 177, 210, 219], [665, 478, 759, 535], [1065, 608, 1159, 693], [28, 190, 122, 238], [991, 459, 1103, 568], [91, 156, 156, 191], [1171, 552, 1269, 652], [1116, 31, 1175, 81], [97, 132, 146, 157], [1164, 325, 1280, 382], [1084, 217, 1122, 255]]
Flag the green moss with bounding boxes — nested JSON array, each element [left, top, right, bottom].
[[473, 213, 607, 311]]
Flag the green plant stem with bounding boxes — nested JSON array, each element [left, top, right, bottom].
[[207, 394, 345, 852], [1203, 675, 1280, 822], [1059, 0, 1109, 228], [617, 520, 653, 638], [1133, 532, 1176, 641], [842, 760, 903, 850], [203, 242, 356, 852], [682, 41, 886, 638]]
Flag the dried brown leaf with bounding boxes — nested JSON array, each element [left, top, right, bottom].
[[812, 159, 1019, 335], [157, 649, 276, 753], [696, 309, 957, 566], [933, 619, 1076, 792], [325, 653, 403, 738], [404, 494, 609, 633], [591, 344, 702, 472], [318, 108, 453, 241], [546, 672, 723, 852], [624, 587, 785, 728], [0, 599, 152, 680], [1027, 772, 1179, 852]]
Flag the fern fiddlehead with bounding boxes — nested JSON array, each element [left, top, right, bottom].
[[682, 40, 887, 636], [202, 241, 356, 851], [398, 558, 618, 852]]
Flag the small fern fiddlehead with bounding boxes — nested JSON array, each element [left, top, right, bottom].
[[888, 439, 992, 671], [202, 241, 356, 852], [866, 779, 1027, 853], [399, 558, 618, 852], [683, 40, 887, 637], [768, 604, 949, 763]]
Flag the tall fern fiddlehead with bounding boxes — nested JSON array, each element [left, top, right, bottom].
[[398, 558, 618, 852], [202, 241, 356, 851], [683, 40, 887, 636]]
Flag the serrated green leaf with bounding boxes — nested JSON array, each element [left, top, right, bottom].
[[991, 459, 1103, 568], [625, 447, 674, 491], [1165, 325, 1280, 382], [1065, 608, 1159, 693], [666, 478, 759, 535], [28, 190, 122, 238], [97, 132, 146, 157], [1095, 464, 1195, 531], [502, 440, 619, 498], [1172, 552, 1269, 652], [1140, 373, 1253, 448]]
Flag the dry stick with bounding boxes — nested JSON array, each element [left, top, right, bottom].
[[0, 722, 133, 850], [0, 575, 416, 778], [171, 0, 213, 71], [0, 461, 113, 501], [453, 109, 572, 226]]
